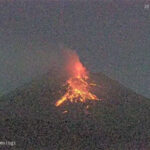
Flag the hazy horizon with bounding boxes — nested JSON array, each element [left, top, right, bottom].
[[0, 0, 150, 98]]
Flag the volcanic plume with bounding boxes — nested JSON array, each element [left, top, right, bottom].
[[55, 50, 99, 107]]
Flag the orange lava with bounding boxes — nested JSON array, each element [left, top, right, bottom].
[[55, 50, 99, 107]]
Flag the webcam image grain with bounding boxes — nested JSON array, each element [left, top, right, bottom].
[[0, 0, 150, 149]]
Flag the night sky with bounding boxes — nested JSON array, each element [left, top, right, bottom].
[[0, 0, 150, 98]]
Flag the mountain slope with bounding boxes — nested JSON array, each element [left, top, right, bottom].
[[0, 71, 150, 150]]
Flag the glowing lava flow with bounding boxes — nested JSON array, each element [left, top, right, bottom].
[[55, 51, 99, 107]]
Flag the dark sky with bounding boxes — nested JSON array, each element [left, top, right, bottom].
[[0, 0, 150, 98]]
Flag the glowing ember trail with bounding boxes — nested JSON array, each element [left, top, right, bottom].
[[55, 50, 99, 107]]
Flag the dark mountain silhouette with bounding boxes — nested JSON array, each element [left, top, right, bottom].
[[0, 70, 150, 150]]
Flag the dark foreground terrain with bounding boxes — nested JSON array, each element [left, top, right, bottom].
[[0, 72, 150, 150]]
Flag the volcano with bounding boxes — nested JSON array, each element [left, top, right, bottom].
[[0, 68, 150, 149]]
